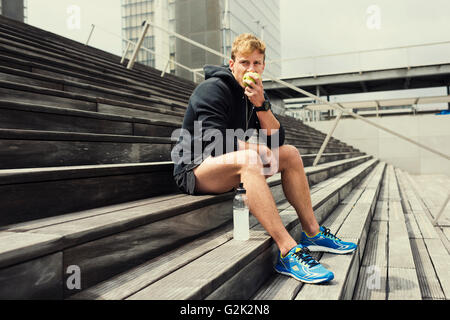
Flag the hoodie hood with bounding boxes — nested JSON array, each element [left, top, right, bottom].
[[203, 65, 243, 92]]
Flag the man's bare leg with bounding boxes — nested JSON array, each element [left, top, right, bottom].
[[193, 149, 297, 256], [276, 145, 320, 236]]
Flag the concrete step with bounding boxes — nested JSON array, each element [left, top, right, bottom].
[[65, 158, 378, 300], [253, 162, 385, 300], [0, 156, 375, 299]]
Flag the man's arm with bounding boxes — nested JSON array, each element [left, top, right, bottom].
[[243, 74, 280, 136]]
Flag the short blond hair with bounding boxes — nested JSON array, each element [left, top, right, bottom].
[[231, 33, 266, 61]]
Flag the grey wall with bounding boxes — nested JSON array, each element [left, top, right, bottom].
[[308, 114, 450, 176]]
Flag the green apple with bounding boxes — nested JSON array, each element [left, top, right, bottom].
[[243, 72, 260, 87]]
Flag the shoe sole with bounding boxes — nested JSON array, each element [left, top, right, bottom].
[[274, 268, 334, 284], [305, 245, 357, 254]]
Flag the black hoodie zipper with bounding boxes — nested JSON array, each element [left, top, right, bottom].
[[245, 96, 254, 131]]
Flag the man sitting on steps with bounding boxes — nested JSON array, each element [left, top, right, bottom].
[[171, 33, 357, 284]]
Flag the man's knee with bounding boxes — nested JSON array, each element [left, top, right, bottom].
[[280, 145, 303, 167], [237, 149, 264, 172]]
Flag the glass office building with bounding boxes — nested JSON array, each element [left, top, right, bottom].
[[175, 0, 281, 79], [121, 0, 176, 72], [0, 0, 27, 22], [121, 0, 281, 80]]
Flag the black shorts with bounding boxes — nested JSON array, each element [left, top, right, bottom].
[[174, 164, 200, 195]]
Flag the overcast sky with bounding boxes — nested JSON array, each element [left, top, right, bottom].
[[27, 0, 450, 100]]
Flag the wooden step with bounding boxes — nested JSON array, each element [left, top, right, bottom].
[[0, 126, 361, 169], [0, 162, 177, 226], [0, 36, 192, 105], [395, 168, 449, 299], [0, 128, 173, 169], [0, 100, 181, 136], [65, 159, 377, 300], [352, 165, 422, 300], [0, 156, 375, 299], [253, 162, 385, 300], [0, 22, 196, 92], [0, 59, 189, 109]]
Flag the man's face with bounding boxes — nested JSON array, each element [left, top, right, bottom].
[[229, 50, 265, 88]]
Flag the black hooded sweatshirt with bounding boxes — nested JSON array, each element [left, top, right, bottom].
[[172, 65, 285, 176]]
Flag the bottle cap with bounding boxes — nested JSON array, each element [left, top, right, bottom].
[[236, 182, 246, 194]]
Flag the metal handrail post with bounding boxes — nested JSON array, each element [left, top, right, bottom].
[[127, 21, 150, 69], [313, 109, 343, 166], [85, 24, 95, 46], [121, 41, 133, 64], [432, 194, 449, 226], [161, 59, 171, 77]]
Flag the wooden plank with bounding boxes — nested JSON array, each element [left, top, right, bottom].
[[0, 252, 63, 299], [0, 70, 63, 90], [340, 187, 365, 205], [5, 193, 185, 232], [63, 199, 234, 296], [126, 213, 299, 300], [296, 167, 384, 300], [0, 138, 172, 169], [424, 238, 450, 299], [252, 272, 304, 300], [374, 200, 389, 222], [414, 213, 440, 239], [7, 158, 372, 297], [206, 230, 287, 300], [404, 213, 422, 239], [120, 155, 370, 300], [0, 169, 178, 227], [70, 220, 238, 300], [295, 252, 356, 300], [388, 220, 416, 269], [0, 232, 62, 269], [353, 266, 387, 300], [0, 104, 176, 137], [252, 163, 382, 300], [387, 268, 421, 300], [338, 203, 372, 240], [410, 238, 446, 300], [361, 221, 388, 268], [0, 85, 96, 111], [72, 202, 286, 300]]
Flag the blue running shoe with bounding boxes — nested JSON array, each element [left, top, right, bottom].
[[274, 244, 334, 284], [300, 226, 357, 254]]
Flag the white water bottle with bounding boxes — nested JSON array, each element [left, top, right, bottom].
[[233, 183, 250, 241]]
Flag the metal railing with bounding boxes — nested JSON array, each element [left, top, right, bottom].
[[266, 40, 450, 78], [90, 20, 450, 167], [85, 23, 204, 81]]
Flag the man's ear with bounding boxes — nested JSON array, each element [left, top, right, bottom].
[[229, 59, 235, 70]]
